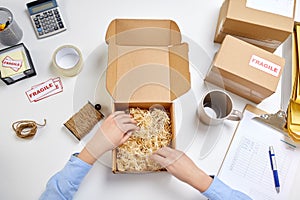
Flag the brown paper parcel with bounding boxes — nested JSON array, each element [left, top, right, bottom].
[[214, 0, 295, 52], [206, 35, 285, 104]]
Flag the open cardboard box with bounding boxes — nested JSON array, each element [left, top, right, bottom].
[[214, 0, 295, 52], [206, 35, 285, 104], [105, 19, 190, 173]]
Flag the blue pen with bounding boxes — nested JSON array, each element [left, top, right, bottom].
[[269, 146, 280, 193]]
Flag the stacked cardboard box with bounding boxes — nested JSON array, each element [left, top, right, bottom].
[[206, 35, 285, 104], [206, 0, 295, 104], [214, 0, 295, 52]]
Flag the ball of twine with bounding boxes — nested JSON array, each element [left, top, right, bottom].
[[12, 119, 47, 139]]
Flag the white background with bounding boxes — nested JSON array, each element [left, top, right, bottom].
[[0, 0, 299, 199]]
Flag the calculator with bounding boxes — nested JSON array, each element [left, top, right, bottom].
[[26, 0, 66, 39]]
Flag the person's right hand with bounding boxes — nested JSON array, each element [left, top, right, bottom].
[[100, 111, 138, 147], [150, 147, 213, 193], [85, 111, 138, 161]]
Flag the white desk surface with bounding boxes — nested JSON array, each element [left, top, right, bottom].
[[0, 0, 299, 199]]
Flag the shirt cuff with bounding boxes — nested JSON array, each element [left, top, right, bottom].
[[70, 154, 93, 169], [202, 176, 252, 200], [202, 176, 232, 199], [65, 155, 93, 185]]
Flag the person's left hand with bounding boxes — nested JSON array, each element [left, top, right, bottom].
[[150, 147, 213, 192]]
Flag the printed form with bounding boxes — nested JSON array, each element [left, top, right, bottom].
[[246, 0, 294, 18], [218, 109, 300, 200]]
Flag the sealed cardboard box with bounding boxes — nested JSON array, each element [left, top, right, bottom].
[[206, 35, 285, 104], [214, 0, 295, 52], [105, 19, 190, 173]]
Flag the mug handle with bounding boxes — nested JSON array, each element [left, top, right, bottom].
[[227, 109, 243, 121]]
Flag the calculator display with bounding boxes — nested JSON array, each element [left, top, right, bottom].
[[31, 2, 55, 14], [27, 0, 58, 15]]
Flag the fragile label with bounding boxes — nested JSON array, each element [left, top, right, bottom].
[[25, 77, 63, 102], [249, 55, 281, 77], [33, 77, 63, 101], [2, 56, 23, 72]]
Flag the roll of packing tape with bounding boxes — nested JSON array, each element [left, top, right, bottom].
[[52, 45, 83, 77]]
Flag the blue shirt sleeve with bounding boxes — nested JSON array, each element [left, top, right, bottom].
[[202, 176, 252, 200], [39, 155, 92, 200], [39, 156, 252, 200]]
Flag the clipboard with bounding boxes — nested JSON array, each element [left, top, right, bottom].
[[217, 104, 300, 200]]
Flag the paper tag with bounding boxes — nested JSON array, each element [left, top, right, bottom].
[[249, 55, 281, 77], [25, 77, 63, 102], [2, 56, 23, 72], [26, 79, 56, 102], [33, 78, 63, 101], [246, 0, 294, 18]]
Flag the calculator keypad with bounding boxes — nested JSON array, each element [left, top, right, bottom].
[[31, 8, 66, 38]]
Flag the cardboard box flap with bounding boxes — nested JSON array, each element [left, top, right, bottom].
[[105, 19, 182, 46], [106, 43, 190, 102], [169, 43, 190, 100]]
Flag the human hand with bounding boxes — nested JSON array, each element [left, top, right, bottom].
[[85, 111, 138, 160], [150, 147, 213, 192], [101, 111, 138, 147]]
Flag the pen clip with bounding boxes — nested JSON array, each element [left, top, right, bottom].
[[269, 146, 277, 170]]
